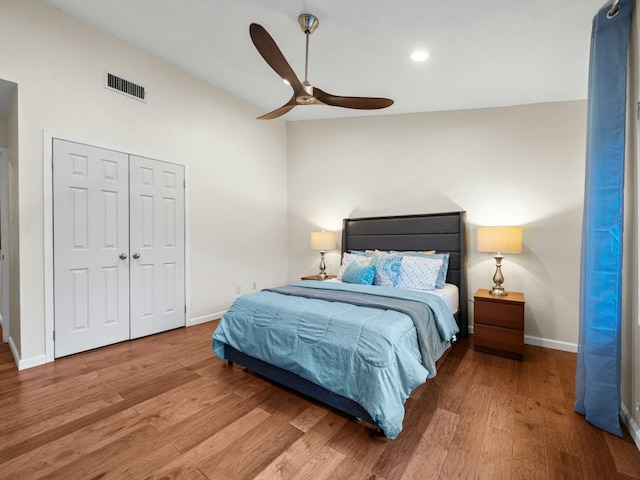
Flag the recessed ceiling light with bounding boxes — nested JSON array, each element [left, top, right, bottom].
[[410, 50, 430, 62]]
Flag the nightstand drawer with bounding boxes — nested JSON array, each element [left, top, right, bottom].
[[474, 300, 524, 330], [474, 324, 524, 358]]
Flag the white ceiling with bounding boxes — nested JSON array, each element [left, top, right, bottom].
[[38, 0, 603, 121]]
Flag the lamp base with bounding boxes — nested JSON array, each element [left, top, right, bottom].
[[489, 286, 508, 296], [318, 250, 327, 279], [490, 254, 508, 296]]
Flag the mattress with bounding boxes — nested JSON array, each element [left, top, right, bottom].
[[325, 278, 459, 314]]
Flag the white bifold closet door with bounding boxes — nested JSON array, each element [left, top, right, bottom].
[[53, 139, 185, 358], [129, 155, 185, 339]]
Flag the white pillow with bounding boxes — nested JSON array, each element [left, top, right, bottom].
[[397, 256, 443, 290], [337, 252, 373, 280]]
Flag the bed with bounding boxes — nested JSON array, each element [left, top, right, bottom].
[[212, 211, 467, 438]]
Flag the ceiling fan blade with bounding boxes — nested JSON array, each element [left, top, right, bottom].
[[314, 87, 394, 110], [250, 23, 303, 92], [257, 95, 298, 120]]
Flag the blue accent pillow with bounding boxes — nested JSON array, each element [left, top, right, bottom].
[[373, 251, 403, 286], [342, 264, 377, 285]]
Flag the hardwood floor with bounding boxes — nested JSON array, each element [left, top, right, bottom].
[[1, 321, 639, 479]]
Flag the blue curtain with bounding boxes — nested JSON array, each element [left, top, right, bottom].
[[575, 0, 632, 437]]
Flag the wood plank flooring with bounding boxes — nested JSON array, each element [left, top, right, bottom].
[[1, 320, 639, 479]]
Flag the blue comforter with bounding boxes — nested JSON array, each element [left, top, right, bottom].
[[212, 281, 459, 438]]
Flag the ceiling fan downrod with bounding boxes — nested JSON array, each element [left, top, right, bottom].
[[298, 14, 319, 103]]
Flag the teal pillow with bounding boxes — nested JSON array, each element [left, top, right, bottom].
[[342, 264, 376, 285]]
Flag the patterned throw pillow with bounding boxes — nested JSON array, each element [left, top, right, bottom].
[[396, 255, 444, 290], [337, 252, 374, 280], [402, 252, 450, 288], [342, 264, 377, 285], [373, 251, 403, 287]]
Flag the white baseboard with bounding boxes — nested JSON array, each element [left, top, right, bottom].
[[7, 335, 18, 368], [18, 354, 47, 370], [524, 335, 578, 353], [5, 312, 223, 371], [8, 336, 46, 370], [621, 403, 640, 452], [189, 311, 225, 327]]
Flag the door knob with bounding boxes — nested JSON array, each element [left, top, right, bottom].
[[119, 253, 127, 260], [132, 252, 140, 259]]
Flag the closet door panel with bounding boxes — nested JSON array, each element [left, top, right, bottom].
[[129, 155, 185, 338], [53, 139, 130, 357]]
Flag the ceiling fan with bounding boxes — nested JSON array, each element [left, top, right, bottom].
[[250, 14, 394, 120]]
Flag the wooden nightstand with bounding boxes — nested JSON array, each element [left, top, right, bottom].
[[300, 275, 337, 281], [473, 288, 525, 360]]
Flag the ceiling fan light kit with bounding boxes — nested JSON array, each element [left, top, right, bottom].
[[250, 14, 394, 119]]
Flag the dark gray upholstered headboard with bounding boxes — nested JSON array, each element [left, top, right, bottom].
[[341, 211, 468, 337]]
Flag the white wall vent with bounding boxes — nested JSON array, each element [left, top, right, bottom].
[[104, 72, 146, 102]]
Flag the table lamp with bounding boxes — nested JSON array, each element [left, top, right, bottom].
[[477, 226, 522, 296], [310, 231, 336, 279]]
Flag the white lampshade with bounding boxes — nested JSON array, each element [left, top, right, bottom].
[[477, 226, 523, 254], [310, 231, 336, 251]]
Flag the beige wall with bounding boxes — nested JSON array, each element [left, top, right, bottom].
[[287, 101, 587, 348], [0, 0, 288, 364]]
